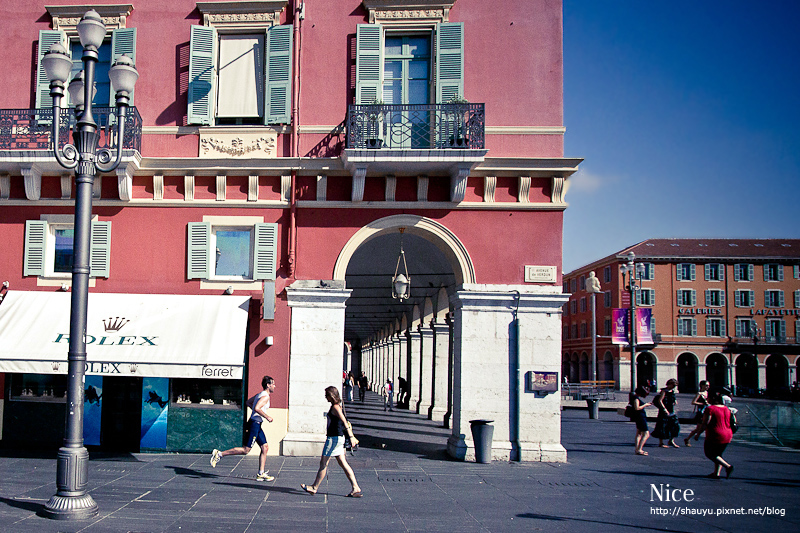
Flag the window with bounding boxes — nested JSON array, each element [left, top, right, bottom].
[[571, 324, 577, 339], [640, 263, 654, 281], [604, 291, 612, 308], [795, 265, 799, 279], [570, 278, 577, 293], [562, 280, 569, 293], [570, 300, 577, 315], [705, 263, 724, 281], [188, 23, 292, 125], [356, 22, 463, 105], [579, 275, 586, 291], [764, 263, 784, 282], [676, 263, 695, 281], [795, 290, 800, 309], [563, 325, 569, 340], [187, 219, 277, 281], [765, 290, 784, 308], [677, 317, 697, 336], [603, 266, 612, 283], [637, 288, 655, 306], [706, 318, 726, 337], [796, 320, 800, 342], [765, 319, 786, 343], [735, 290, 754, 307], [735, 318, 756, 338], [24, 217, 110, 279], [705, 289, 725, 307], [604, 317, 612, 336], [9, 374, 67, 402], [733, 263, 754, 282], [580, 323, 587, 338], [36, 28, 136, 108], [172, 378, 242, 408], [677, 289, 696, 307], [579, 297, 586, 313]]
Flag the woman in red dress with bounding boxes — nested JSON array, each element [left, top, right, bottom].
[[695, 391, 734, 479]]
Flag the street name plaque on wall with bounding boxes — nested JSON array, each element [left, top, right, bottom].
[[524, 265, 557, 283]]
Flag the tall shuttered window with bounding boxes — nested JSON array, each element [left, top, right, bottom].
[[187, 222, 277, 281], [188, 24, 292, 125], [23, 218, 111, 278]]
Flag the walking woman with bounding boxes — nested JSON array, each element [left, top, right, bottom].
[[684, 380, 710, 446], [652, 379, 681, 447], [301, 386, 363, 497], [694, 390, 734, 479], [629, 386, 652, 455]]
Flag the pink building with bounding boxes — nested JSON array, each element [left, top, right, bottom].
[[0, 0, 579, 461]]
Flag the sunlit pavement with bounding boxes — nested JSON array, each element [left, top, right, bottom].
[[0, 393, 797, 532]]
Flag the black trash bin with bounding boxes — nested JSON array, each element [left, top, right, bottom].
[[469, 419, 494, 463], [586, 398, 600, 419]]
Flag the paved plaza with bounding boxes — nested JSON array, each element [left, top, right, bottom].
[[0, 393, 797, 532]]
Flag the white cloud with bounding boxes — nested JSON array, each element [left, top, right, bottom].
[[565, 167, 607, 195]]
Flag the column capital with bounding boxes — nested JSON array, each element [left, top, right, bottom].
[[287, 280, 351, 308]]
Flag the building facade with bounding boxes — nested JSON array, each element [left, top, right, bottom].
[[562, 239, 800, 397], [0, 0, 579, 461]]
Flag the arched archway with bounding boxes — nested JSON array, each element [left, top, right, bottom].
[[579, 352, 589, 382], [677, 352, 699, 393], [571, 352, 579, 383], [705, 353, 729, 389], [735, 353, 759, 395], [602, 351, 614, 382], [637, 352, 656, 388], [765, 354, 789, 397], [562, 354, 570, 383]]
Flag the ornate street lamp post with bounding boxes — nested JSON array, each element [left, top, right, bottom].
[[40, 10, 138, 520], [620, 252, 644, 392]]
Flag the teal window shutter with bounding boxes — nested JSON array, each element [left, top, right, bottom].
[[24, 220, 48, 276], [691, 289, 696, 306], [436, 22, 464, 103], [795, 290, 800, 308], [780, 319, 786, 340], [111, 28, 137, 105], [734, 264, 740, 281], [735, 290, 741, 307], [355, 24, 382, 104], [735, 319, 742, 337], [747, 264, 753, 281], [778, 264, 784, 282], [691, 318, 697, 336], [187, 222, 211, 279], [677, 319, 684, 336], [719, 264, 725, 281], [690, 264, 696, 281], [188, 25, 216, 125], [779, 290, 785, 307], [704, 264, 710, 281], [89, 221, 111, 278], [764, 264, 769, 281], [265, 24, 292, 124], [748, 290, 754, 306], [705, 290, 711, 307], [720, 320, 726, 337], [36, 30, 67, 108], [719, 291, 725, 306], [253, 223, 278, 280]]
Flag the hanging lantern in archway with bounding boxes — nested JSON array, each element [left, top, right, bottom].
[[392, 228, 411, 301]]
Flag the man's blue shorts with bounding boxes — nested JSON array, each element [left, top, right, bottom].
[[246, 419, 267, 448]]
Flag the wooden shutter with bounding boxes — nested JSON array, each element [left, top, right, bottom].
[[355, 24, 382, 104], [691, 318, 697, 336], [778, 264, 784, 282], [705, 290, 711, 307], [436, 22, 464, 103], [89, 221, 111, 278], [720, 320, 726, 337], [734, 264, 741, 281], [704, 264, 710, 281], [36, 31, 67, 108], [764, 264, 770, 281], [735, 319, 742, 337], [705, 319, 712, 337], [718, 264, 725, 281], [735, 290, 741, 307], [719, 291, 725, 306], [253, 223, 278, 280], [691, 290, 696, 306], [779, 290, 785, 307], [780, 319, 786, 340], [187, 222, 211, 279], [111, 28, 137, 105], [24, 220, 48, 276], [677, 319, 684, 336], [265, 25, 292, 124], [188, 25, 216, 125], [795, 290, 800, 308], [690, 264, 696, 281]]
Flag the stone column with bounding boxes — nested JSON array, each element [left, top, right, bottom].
[[407, 328, 422, 412], [447, 284, 568, 463], [283, 280, 351, 456], [430, 321, 450, 422], [417, 324, 434, 416]]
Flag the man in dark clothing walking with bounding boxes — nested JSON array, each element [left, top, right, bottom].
[[358, 372, 369, 402]]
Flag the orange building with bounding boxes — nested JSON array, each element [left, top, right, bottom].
[[562, 239, 800, 396]]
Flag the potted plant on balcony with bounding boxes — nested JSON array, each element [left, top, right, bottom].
[[365, 99, 384, 149], [446, 95, 470, 148]]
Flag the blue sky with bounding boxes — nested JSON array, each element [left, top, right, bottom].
[[562, 1, 800, 272]]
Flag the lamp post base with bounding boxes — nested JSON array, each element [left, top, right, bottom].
[[41, 446, 98, 520]]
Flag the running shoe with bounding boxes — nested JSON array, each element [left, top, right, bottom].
[[256, 471, 274, 482], [210, 449, 221, 468]]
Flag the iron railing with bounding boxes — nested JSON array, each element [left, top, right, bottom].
[[0, 107, 142, 152], [346, 103, 484, 150]]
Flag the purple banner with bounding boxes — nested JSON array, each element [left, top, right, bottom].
[[635, 308, 653, 344], [612, 308, 628, 345]]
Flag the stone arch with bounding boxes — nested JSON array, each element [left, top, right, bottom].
[[602, 350, 614, 382], [637, 351, 656, 388], [333, 214, 476, 284], [765, 354, 789, 396], [704, 352, 729, 389], [579, 352, 589, 381], [735, 353, 759, 394]]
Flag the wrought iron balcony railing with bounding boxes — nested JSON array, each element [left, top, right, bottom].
[[346, 103, 484, 150], [0, 107, 142, 153]]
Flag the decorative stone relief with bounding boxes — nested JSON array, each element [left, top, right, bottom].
[[518, 176, 531, 203], [551, 177, 565, 204], [363, 0, 454, 24], [417, 175, 429, 202], [92, 175, 102, 199], [385, 175, 396, 202], [48, 4, 133, 33], [153, 174, 164, 201], [0, 173, 9, 199], [449, 164, 470, 203], [352, 166, 367, 202], [216, 175, 226, 201], [281, 174, 291, 203], [483, 176, 496, 203], [21, 164, 41, 201], [198, 1, 286, 29], [248, 175, 259, 201], [316, 175, 327, 202], [199, 131, 278, 159], [117, 164, 134, 201], [60, 175, 71, 200], [184, 175, 195, 201]]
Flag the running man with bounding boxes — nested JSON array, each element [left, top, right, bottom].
[[211, 375, 275, 481]]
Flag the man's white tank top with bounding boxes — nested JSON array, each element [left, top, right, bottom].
[[250, 390, 270, 424]]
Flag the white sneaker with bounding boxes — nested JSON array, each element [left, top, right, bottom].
[[210, 449, 221, 468], [256, 471, 274, 482]]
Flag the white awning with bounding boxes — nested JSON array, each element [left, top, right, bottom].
[[0, 291, 250, 379]]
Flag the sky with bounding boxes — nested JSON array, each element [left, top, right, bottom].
[[561, 0, 800, 273]]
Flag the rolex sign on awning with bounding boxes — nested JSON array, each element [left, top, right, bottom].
[[0, 291, 250, 379]]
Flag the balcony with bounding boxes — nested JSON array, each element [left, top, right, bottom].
[[342, 103, 488, 201], [0, 107, 142, 153], [346, 103, 484, 150]]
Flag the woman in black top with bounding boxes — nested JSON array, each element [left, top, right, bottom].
[[652, 379, 681, 447], [301, 386, 362, 497], [629, 386, 652, 455]]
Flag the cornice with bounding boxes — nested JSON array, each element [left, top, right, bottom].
[[362, 0, 456, 24], [46, 4, 133, 32]]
